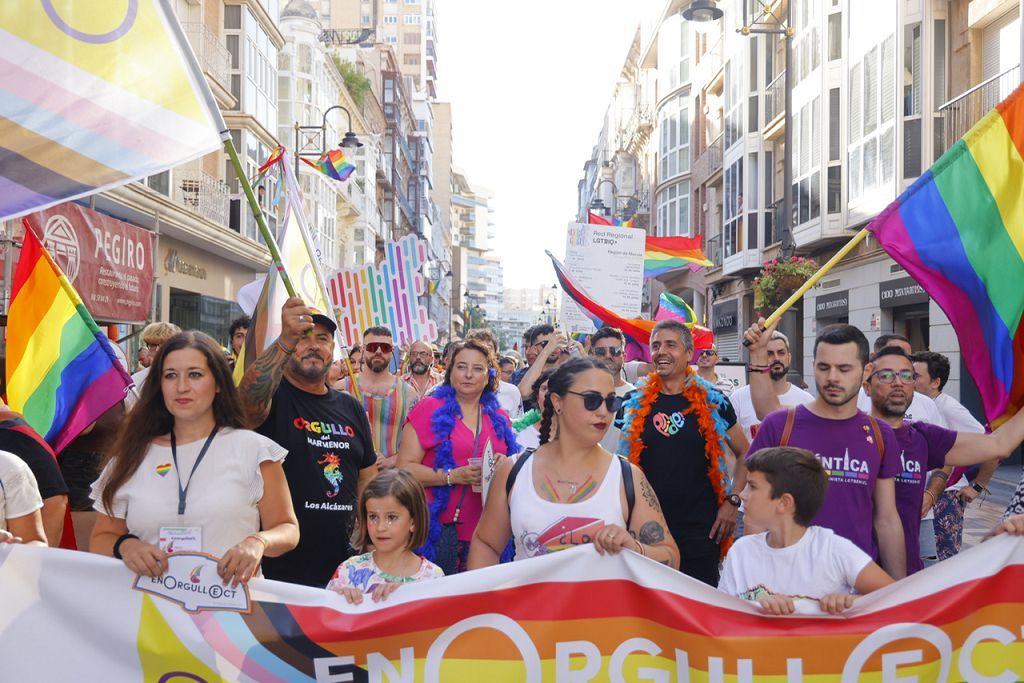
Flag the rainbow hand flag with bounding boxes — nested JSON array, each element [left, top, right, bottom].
[[643, 235, 714, 278], [655, 291, 698, 324], [0, 0, 223, 220], [868, 83, 1024, 427], [309, 149, 355, 182], [6, 226, 132, 453]]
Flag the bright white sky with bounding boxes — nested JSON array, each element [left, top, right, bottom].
[[435, 0, 656, 288]]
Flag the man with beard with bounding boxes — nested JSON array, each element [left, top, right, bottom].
[[239, 298, 378, 587], [404, 339, 443, 398], [516, 325, 576, 404], [863, 346, 1021, 573], [338, 327, 419, 469], [744, 322, 907, 577], [856, 334, 945, 425], [730, 330, 812, 440], [619, 320, 750, 585], [694, 344, 736, 397]]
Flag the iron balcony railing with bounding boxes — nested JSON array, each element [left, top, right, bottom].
[[938, 64, 1020, 153], [181, 22, 231, 91], [706, 233, 723, 267], [764, 70, 786, 125], [176, 170, 230, 227]]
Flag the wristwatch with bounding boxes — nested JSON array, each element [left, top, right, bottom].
[[972, 482, 986, 494], [726, 493, 741, 507]]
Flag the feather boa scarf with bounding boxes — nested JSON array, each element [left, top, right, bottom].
[[420, 384, 520, 562]]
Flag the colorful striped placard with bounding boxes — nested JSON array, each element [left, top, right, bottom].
[[0, 0, 222, 220], [868, 83, 1024, 426], [5, 226, 132, 452]]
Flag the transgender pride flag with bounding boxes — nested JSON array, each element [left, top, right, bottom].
[[0, 0, 222, 220]]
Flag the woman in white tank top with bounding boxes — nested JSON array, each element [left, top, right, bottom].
[[467, 359, 679, 568]]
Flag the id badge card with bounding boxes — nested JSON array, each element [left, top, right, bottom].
[[158, 526, 202, 553]]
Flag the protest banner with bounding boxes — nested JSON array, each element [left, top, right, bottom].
[[559, 223, 646, 334], [1, 538, 1023, 680], [326, 234, 438, 345]]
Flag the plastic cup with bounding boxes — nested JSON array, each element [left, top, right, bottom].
[[468, 456, 482, 492]]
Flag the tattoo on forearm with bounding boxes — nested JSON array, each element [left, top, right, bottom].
[[639, 475, 662, 514], [239, 342, 290, 425], [638, 521, 666, 545]]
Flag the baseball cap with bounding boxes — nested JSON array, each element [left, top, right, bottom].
[[308, 307, 337, 334]]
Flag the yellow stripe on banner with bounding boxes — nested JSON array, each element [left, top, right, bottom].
[[0, 118, 128, 188], [0, 0, 209, 123], [6, 288, 77, 415], [965, 110, 1024, 264]]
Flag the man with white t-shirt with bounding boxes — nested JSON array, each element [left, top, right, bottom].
[[856, 334, 945, 426], [0, 449, 46, 545], [730, 330, 813, 440], [913, 351, 998, 560], [589, 326, 635, 452]]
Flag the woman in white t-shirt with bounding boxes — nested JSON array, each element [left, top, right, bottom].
[[90, 331, 298, 587], [468, 359, 679, 568], [0, 449, 46, 545]]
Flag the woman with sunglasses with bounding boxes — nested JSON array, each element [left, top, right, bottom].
[[397, 339, 520, 574], [468, 358, 679, 568]]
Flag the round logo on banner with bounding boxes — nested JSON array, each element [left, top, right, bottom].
[[42, 214, 81, 283]]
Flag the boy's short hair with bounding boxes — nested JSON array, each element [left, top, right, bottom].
[[746, 447, 828, 526]]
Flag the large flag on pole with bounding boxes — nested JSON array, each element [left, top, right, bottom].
[[643, 235, 714, 278], [868, 84, 1024, 427], [5, 227, 133, 454], [0, 0, 222, 220]]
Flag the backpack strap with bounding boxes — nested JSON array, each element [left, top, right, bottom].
[[867, 415, 886, 460], [505, 448, 535, 500], [779, 407, 797, 447], [619, 456, 635, 530]]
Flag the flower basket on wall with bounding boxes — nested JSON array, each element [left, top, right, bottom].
[[753, 256, 819, 315]]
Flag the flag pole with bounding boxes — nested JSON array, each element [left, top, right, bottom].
[[743, 228, 870, 346]]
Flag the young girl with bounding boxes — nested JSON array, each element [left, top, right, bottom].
[[327, 469, 443, 604]]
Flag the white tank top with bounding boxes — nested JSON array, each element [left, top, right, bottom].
[[510, 453, 627, 560]]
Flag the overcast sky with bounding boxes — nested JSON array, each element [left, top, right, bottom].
[[435, 0, 656, 288]]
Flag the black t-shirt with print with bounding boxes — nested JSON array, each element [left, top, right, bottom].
[[638, 392, 737, 549], [258, 379, 376, 587]]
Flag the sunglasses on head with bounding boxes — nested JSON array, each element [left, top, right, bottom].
[[365, 342, 394, 354], [565, 390, 624, 413], [593, 347, 624, 357]]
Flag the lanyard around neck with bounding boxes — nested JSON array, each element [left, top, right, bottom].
[[170, 427, 219, 516]]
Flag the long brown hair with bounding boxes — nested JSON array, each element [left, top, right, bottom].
[[101, 330, 246, 513]]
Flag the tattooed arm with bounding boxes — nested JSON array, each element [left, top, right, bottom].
[[627, 466, 680, 569], [238, 297, 315, 428]]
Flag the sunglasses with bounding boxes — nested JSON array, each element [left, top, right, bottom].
[[365, 342, 394, 354], [870, 368, 917, 385], [566, 390, 624, 413], [593, 347, 624, 357], [698, 349, 717, 358]]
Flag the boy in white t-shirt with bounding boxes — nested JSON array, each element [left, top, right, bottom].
[[719, 447, 894, 614]]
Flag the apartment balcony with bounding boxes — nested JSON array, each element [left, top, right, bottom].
[[696, 35, 724, 89], [691, 132, 724, 187], [181, 22, 231, 94], [395, 185, 416, 227], [621, 105, 653, 156], [763, 70, 786, 138], [938, 64, 1020, 154], [721, 217, 762, 276], [175, 170, 230, 227]]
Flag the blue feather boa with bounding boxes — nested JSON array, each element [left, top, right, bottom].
[[419, 384, 521, 562]]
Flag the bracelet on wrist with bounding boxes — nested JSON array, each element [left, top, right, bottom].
[[746, 364, 771, 374], [634, 538, 645, 557], [445, 468, 453, 486], [246, 533, 269, 552], [276, 337, 296, 355], [931, 470, 949, 481], [113, 533, 140, 559]]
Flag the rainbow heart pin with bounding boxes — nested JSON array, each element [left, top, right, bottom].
[[156, 463, 172, 477]]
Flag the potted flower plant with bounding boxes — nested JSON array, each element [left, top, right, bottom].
[[753, 255, 819, 315]]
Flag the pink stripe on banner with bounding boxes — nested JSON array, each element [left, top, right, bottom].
[[191, 613, 290, 683], [874, 207, 1007, 417], [0, 57, 194, 164], [49, 365, 129, 454]]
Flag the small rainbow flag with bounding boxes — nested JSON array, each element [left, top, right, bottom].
[[312, 149, 355, 181], [868, 83, 1024, 427], [5, 226, 132, 453], [586, 210, 612, 226], [643, 235, 714, 278], [655, 291, 698, 324], [612, 217, 635, 227]]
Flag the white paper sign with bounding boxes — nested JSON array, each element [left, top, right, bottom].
[[559, 222, 646, 333]]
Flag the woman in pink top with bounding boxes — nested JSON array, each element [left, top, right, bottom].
[[397, 339, 520, 574]]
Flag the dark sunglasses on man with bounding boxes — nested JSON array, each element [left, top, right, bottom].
[[365, 342, 394, 355], [698, 349, 718, 359], [592, 347, 624, 357], [565, 390, 624, 413]]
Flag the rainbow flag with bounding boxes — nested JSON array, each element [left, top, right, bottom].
[[868, 84, 1024, 427], [546, 251, 713, 351], [643, 235, 714, 278], [5, 226, 132, 453], [586, 210, 612, 226], [306, 149, 355, 182], [612, 217, 635, 227], [0, 0, 223, 220], [656, 291, 698, 324]]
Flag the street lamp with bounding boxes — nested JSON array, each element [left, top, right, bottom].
[[682, 0, 724, 22], [295, 104, 364, 174]]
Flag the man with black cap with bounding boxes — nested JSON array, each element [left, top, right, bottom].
[[238, 297, 378, 587]]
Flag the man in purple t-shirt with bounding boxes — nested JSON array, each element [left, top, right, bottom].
[[744, 322, 907, 578], [864, 346, 1024, 573]]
